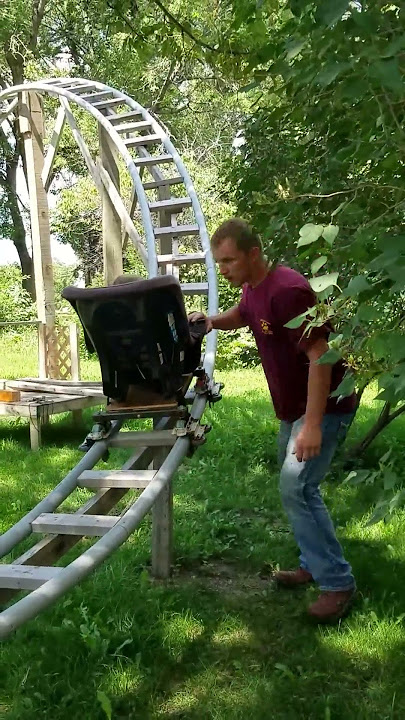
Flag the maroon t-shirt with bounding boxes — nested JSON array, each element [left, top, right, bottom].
[[238, 265, 356, 422]]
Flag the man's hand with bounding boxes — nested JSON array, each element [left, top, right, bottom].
[[294, 424, 322, 462], [188, 312, 213, 333]]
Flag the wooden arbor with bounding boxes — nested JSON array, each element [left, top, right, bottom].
[[0, 77, 218, 381]]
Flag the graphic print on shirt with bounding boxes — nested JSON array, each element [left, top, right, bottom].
[[260, 319, 273, 335]]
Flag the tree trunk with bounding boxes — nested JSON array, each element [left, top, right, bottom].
[[348, 401, 405, 458], [5, 155, 36, 301]]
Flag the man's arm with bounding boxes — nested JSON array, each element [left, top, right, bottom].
[[294, 337, 332, 462], [189, 306, 247, 333]]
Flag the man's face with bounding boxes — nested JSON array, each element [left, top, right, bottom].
[[213, 237, 256, 287]]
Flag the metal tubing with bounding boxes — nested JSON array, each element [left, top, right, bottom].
[[0, 421, 121, 559], [0, 434, 190, 639]]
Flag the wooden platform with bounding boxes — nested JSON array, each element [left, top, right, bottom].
[[0, 378, 105, 450]]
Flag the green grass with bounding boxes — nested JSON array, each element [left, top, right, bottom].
[[1, 339, 405, 719]]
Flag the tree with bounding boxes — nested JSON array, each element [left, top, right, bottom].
[[224, 1, 405, 459]]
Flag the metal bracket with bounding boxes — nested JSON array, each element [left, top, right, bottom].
[[194, 370, 223, 405], [78, 420, 112, 460], [174, 416, 212, 447]]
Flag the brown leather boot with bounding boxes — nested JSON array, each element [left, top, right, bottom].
[[308, 589, 355, 623], [273, 567, 314, 588]]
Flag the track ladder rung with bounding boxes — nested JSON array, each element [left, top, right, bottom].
[[149, 196, 192, 213], [158, 251, 205, 265], [108, 111, 144, 124], [143, 177, 184, 190], [0, 564, 63, 590], [78, 469, 156, 489], [92, 98, 125, 109], [133, 154, 173, 167], [69, 83, 98, 95], [114, 120, 152, 133], [153, 224, 199, 238], [80, 90, 114, 103], [181, 283, 209, 295], [109, 430, 177, 448], [124, 134, 162, 147], [32, 513, 119, 537]]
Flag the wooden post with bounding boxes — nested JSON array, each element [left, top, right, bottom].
[[98, 125, 123, 284], [151, 420, 173, 578], [69, 323, 80, 381], [69, 323, 83, 426], [20, 92, 55, 331], [29, 406, 42, 451], [37, 322, 47, 379]]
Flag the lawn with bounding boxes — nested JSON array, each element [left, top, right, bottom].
[[1, 333, 405, 719]]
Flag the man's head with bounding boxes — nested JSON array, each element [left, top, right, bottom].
[[211, 218, 264, 287]]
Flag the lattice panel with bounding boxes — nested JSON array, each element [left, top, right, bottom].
[[44, 325, 72, 380]]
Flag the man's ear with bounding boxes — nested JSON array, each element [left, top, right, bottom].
[[249, 246, 261, 262]]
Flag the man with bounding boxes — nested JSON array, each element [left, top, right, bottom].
[[191, 218, 356, 623]]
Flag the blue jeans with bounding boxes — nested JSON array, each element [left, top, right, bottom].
[[278, 413, 355, 592]]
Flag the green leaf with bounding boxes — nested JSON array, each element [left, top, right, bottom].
[[97, 691, 112, 720], [383, 469, 398, 491], [297, 224, 324, 247], [322, 225, 339, 246], [371, 59, 405, 94], [356, 304, 380, 323], [316, 63, 349, 87], [285, 38, 305, 60], [330, 372, 356, 398], [343, 275, 371, 297], [367, 500, 391, 526], [345, 469, 372, 485], [309, 272, 339, 293], [317, 347, 342, 365], [284, 306, 316, 329], [311, 256, 328, 274], [316, 0, 349, 26]]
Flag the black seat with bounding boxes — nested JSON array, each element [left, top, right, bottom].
[[62, 275, 205, 404]]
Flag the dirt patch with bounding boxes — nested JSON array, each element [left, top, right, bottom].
[[169, 561, 275, 598]]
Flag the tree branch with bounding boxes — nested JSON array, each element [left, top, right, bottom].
[[30, 0, 48, 52], [150, 0, 248, 56], [150, 59, 178, 113]]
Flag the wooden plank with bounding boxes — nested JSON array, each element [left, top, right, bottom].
[[157, 252, 205, 265], [108, 111, 143, 124], [153, 224, 199, 238], [92, 98, 125, 109], [69, 83, 98, 95], [134, 154, 173, 167], [181, 282, 209, 295], [42, 104, 66, 192], [124, 134, 161, 148], [114, 120, 152, 133], [109, 430, 176, 448], [0, 564, 62, 590], [98, 124, 123, 284], [97, 164, 148, 266], [59, 96, 103, 193], [6, 380, 104, 397], [31, 513, 118, 536], [81, 90, 114, 103], [78, 469, 156, 489], [143, 176, 183, 190], [149, 197, 192, 212]]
